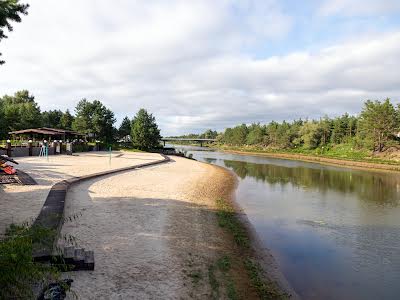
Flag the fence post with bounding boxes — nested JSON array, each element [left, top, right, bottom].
[[28, 140, 33, 156], [6, 140, 12, 157]]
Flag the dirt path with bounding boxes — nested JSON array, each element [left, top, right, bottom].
[[61, 156, 263, 299]]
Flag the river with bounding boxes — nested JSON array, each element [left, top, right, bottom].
[[172, 145, 400, 300]]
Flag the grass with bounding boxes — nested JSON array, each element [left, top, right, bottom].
[[215, 197, 288, 300], [215, 198, 249, 248], [208, 255, 238, 300], [0, 223, 64, 299], [244, 258, 288, 300]]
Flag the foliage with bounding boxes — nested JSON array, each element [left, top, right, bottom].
[[131, 108, 161, 150], [0, 223, 60, 300], [0, 0, 29, 64], [59, 109, 74, 130], [72, 99, 116, 144], [0, 90, 42, 137], [358, 99, 398, 152], [42, 109, 63, 128], [118, 116, 131, 140], [218, 98, 399, 153]]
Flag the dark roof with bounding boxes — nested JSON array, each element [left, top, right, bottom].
[[9, 128, 85, 136], [9, 128, 58, 135]]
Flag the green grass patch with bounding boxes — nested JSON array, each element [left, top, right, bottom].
[[215, 198, 249, 248], [244, 258, 288, 300], [0, 223, 64, 299]]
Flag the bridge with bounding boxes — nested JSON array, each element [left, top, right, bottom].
[[161, 138, 216, 147]]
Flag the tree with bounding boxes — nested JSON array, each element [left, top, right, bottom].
[[72, 99, 116, 143], [131, 109, 161, 149], [298, 121, 322, 149], [42, 110, 63, 128], [118, 116, 131, 140], [201, 129, 218, 139], [1, 90, 42, 133], [0, 0, 29, 64], [246, 123, 265, 145], [358, 99, 397, 152], [60, 109, 74, 130]]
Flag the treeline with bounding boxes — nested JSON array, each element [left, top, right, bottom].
[[0, 90, 161, 149], [196, 99, 399, 153], [169, 129, 218, 140]]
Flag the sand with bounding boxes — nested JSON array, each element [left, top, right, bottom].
[[0, 151, 162, 236], [61, 156, 238, 299]]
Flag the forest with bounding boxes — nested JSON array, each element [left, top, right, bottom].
[[181, 99, 400, 155]]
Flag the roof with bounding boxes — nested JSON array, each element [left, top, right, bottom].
[[9, 128, 85, 136], [9, 128, 58, 135]]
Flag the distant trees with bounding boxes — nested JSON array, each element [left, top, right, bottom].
[[0, 0, 29, 64], [131, 109, 161, 150], [358, 99, 398, 152], [118, 116, 131, 140], [72, 99, 116, 143], [42, 110, 63, 128], [0, 90, 42, 135], [218, 98, 399, 153], [59, 109, 74, 130]]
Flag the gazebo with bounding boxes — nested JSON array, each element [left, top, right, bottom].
[[8, 127, 86, 142]]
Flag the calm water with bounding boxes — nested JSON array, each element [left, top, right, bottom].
[[173, 145, 400, 300]]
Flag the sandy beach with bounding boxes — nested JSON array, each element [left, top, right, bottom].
[[1, 151, 293, 299], [0, 152, 162, 236], [60, 155, 245, 299]]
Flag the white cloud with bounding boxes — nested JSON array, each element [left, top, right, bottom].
[[0, 0, 399, 135], [318, 0, 400, 17]]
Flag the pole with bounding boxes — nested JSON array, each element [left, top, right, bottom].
[[109, 146, 112, 166]]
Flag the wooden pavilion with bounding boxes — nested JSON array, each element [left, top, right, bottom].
[[8, 127, 86, 142]]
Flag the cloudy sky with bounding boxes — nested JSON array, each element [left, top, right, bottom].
[[0, 0, 400, 135]]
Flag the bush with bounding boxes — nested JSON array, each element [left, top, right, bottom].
[[0, 224, 60, 299]]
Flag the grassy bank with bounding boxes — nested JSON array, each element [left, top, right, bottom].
[[214, 197, 289, 300], [216, 144, 400, 172]]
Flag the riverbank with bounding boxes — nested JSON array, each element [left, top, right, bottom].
[[218, 146, 400, 173], [59, 155, 294, 299]]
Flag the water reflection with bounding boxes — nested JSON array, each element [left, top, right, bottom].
[[222, 159, 400, 206], [188, 149, 400, 300]]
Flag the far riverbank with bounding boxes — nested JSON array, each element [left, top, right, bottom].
[[217, 146, 400, 173]]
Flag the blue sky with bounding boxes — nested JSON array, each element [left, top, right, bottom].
[[0, 0, 399, 135]]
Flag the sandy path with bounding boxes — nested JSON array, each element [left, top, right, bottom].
[[61, 156, 238, 299], [0, 152, 162, 236]]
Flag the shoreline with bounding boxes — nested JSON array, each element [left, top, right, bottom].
[[205, 162, 300, 299], [60, 154, 285, 299], [221, 149, 400, 173]]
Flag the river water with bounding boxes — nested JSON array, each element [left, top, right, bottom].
[[172, 145, 400, 300]]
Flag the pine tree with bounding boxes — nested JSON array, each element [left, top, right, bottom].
[[131, 109, 161, 149]]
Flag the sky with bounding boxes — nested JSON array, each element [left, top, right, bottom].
[[0, 0, 400, 136]]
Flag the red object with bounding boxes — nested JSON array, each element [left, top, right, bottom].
[[2, 166, 16, 175]]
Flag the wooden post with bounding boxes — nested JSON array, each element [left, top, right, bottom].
[[6, 140, 12, 157], [28, 140, 33, 156]]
